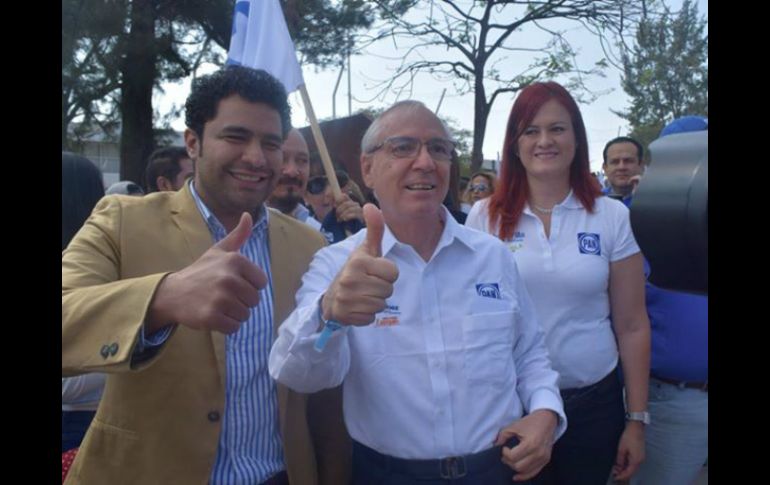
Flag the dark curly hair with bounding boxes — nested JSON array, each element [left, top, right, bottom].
[[62, 152, 105, 251], [184, 65, 292, 141]]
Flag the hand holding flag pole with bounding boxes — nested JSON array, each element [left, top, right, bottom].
[[226, 0, 342, 200]]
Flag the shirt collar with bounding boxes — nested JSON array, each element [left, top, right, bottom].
[[523, 189, 582, 216], [291, 203, 311, 222], [189, 180, 269, 237], [379, 206, 475, 257]]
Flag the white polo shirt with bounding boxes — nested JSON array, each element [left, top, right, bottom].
[[466, 192, 639, 389], [269, 208, 566, 459]]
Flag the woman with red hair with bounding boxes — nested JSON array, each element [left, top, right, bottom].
[[467, 82, 650, 484]]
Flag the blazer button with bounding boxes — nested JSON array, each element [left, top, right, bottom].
[[109, 342, 119, 356], [100, 345, 110, 359], [207, 411, 220, 422]]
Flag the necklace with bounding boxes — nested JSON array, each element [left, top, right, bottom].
[[532, 204, 555, 214]]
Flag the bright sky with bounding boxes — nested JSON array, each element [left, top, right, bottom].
[[162, 0, 707, 173]]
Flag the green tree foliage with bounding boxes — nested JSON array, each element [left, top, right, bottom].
[[283, 0, 377, 68], [615, 0, 708, 152], [63, 0, 375, 183], [368, 0, 645, 173]]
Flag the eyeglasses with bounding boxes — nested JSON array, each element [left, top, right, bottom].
[[366, 136, 456, 162], [307, 171, 349, 195], [469, 183, 489, 193]]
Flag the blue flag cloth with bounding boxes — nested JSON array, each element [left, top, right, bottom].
[[226, 0, 304, 93]]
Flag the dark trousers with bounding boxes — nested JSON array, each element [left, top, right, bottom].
[[532, 368, 625, 485], [352, 440, 531, 485], [61, 410, 96, 452]]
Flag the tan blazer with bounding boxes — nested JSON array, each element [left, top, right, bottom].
[[62, 185, 350, 485]]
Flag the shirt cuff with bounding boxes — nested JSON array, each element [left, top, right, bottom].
[[136, 324, 173, 353], [288, 295, 349, 359], [528, 388, 568, 441]]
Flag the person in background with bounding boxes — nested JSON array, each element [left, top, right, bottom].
[[305, 166, 365, 243], [61, 152, 107, 453], [465, 171, 496, 207], [144, 146, 194, 193], [629, 115, 708, 485], [443, 155, 467, 223], [105, 180, 144, 196], [601, 137, 645, 206], [267, 129, 321, 230], [467, 81, 650, 484], [459, 175, 472, 214]]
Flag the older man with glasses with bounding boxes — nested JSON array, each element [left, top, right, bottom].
[[269, 100, 566, 485]]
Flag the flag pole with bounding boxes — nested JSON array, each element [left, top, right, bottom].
[[298, 84, 343, 200]]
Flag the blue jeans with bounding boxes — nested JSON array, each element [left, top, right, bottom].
[[629, 378, 708, 485], [532, 369, 625, 485], [62, 410, 96, 452]]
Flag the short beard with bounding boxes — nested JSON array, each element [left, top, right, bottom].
[[268, 193, 303, 215]]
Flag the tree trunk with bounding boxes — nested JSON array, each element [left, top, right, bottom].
[[120, 0, 156, 184], [62, 97, 70, 150], [470, 75, 488, 174]]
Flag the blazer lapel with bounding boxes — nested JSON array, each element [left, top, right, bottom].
[[268, 210, 294, 337], [269, 211, 295, 444], [169, 184, 227, 389]]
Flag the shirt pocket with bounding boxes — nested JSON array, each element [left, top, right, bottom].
[[462, 311, 515, 386]]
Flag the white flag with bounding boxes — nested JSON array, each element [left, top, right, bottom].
[[226, 0, 304, 93]]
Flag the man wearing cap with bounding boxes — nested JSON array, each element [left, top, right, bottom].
[[269, 100, 566, 484], [629, 116, 708, 485]]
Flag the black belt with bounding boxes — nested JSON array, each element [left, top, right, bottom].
[[353, 439, 517, 479], [259, 470, 288, 485], [652, 374, 708, 392]]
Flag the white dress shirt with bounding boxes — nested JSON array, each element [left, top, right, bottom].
[[291, 203, 322, 231], [269, 208, 566, 459], [466, 193, 640, 389]]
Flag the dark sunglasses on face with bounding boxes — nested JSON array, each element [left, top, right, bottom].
[[366, 136, 456, 162], [469, 183, 489, 193], [307, 171, 349, 195]]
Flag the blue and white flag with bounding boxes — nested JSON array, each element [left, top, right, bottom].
[[227, 0, 304, 93]]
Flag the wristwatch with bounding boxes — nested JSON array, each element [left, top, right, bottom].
[[625, 411, 651, 425]]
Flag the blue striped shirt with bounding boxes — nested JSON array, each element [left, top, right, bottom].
[[190, 182, 285, 484]]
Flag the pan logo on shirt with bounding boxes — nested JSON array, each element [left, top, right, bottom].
[[507, 231, 525, 253], [578, 232, 601, 255], [375, 303, 401, 327], [476, 283, 501, 299]]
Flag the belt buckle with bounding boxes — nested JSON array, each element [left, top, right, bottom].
[[439, 456, 467, 479]]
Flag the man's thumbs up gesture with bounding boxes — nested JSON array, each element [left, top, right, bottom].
[[147, 212, 268, 335], [321, 204, 399, 326]]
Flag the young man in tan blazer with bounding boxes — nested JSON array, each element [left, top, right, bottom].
[[62, 66, 350, 485]]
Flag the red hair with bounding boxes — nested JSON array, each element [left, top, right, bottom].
[[488, 82, 602, 240]]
